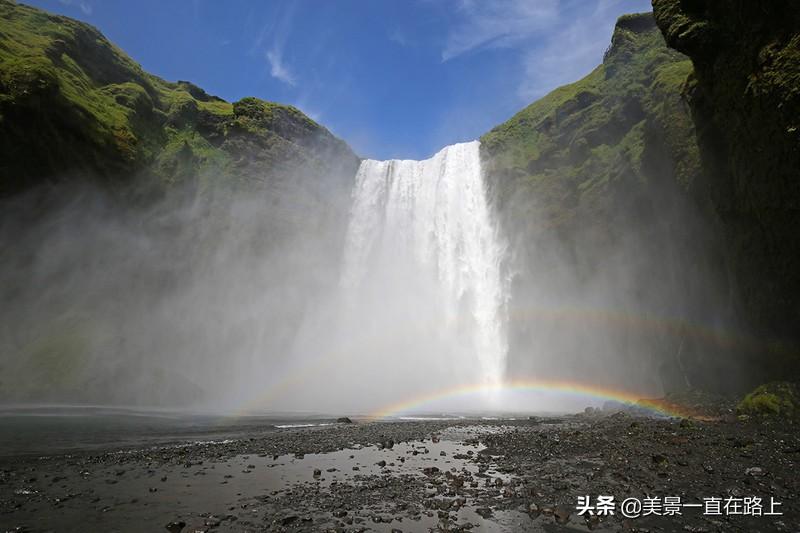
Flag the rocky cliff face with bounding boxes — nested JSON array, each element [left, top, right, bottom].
[[0, 0, 358, 197], [481, 13, 743, 394], [653, 0, 800, 377], [0, 1, 360, 406]]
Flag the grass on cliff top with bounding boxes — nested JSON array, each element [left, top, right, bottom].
[[0, 0, 331, 189], [481, 12, 693, 181]]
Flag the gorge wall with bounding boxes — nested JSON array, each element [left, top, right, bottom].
[[653, 0, 800, 379], [0, 0, 360, 406], [480, 13, 742, 395]]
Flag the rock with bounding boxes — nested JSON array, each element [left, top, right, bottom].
[[376, 460, 387, 467], [652, 1, 800, 350], [337, 417, 353, 424], [333, 509, 347, 518], [313, 469, 321, 477], [745, 467, 763, 476], [279, 516, 298, 526], [475, 507, 493, 518], [164, 521, 186, 533]]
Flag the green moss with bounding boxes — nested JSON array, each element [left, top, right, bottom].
[[0, 0, 356, 196], [737, 382, 800, 418], [654, 0, 800, 353], [481, 12, 699, 242]]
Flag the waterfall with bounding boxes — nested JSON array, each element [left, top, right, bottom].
[[341, 141, 508, 387]]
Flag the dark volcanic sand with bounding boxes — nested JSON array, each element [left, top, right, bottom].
[[0, 414, 798, 532]]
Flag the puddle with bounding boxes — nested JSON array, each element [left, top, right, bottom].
[[2, 437, 532, 532]]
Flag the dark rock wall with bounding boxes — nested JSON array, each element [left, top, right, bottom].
[[653, 0, 800, 378], [481, 14, 743, 394]]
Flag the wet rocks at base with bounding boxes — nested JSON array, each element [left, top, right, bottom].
[[0, 413, 798, 532]]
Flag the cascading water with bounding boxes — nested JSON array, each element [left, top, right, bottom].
[[340, 141, 508, 391]]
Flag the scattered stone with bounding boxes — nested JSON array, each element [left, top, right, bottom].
[[651, 453, 668, 465], [475, 507, 493, 518], [164, 521, 186, 533], [554, 505, 570, 524]]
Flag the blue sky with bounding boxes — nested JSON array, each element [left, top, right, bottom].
[[30, 0, 652, 159]]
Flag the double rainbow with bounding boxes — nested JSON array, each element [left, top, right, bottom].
[[367, 378, 699, 420]]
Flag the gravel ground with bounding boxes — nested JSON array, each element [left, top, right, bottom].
[[0, 414, 798, 532]]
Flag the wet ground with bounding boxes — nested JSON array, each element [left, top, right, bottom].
[[0, 413, 798, 532]]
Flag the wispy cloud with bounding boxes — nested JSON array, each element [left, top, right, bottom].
[[517, 0, 638, 101], [251, 4, 298, 87], [388, 28, 410, 47], [440, 0, 649, 102], [59, 0, 92, 15], [266, 48, 296, 86], [442, 0, 559, 61]]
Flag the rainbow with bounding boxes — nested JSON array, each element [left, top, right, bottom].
[[367, 378, 700, 420], [231, 303, 767, 418]]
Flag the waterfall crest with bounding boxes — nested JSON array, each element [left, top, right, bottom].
[[341, 141, 508, 387]]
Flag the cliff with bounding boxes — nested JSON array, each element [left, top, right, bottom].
[[481, 13, 741, 393], [653, 0, 800, 375], [0, 0, 359, 197]]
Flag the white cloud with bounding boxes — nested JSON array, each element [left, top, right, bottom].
[[251, 4, 298, 87], [59, 0, 93, 15], [388, 28, 410, 47], [440, 0, 651, 102], [266, 48, 296, 86], [442, 0, 559, 61], [517, 0, 641, 101]]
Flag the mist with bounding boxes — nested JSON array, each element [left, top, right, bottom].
[[0, 133, 742, 416], [0, 149, 357, 411]]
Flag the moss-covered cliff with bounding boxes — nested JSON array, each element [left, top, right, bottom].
[[482, 13, 701, 238], [481, 13, 741, 393], [0, 0, 358, 197], [653, 0, 800, 369], [0, 1, 361, 406]]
